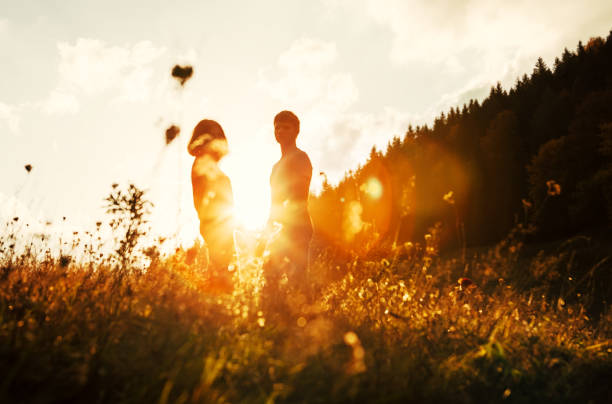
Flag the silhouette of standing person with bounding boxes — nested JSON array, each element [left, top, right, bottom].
[[188, 119, 234, 289], [263, 111, 313, 308]]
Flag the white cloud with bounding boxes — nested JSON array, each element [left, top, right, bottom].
[[307, 107, 416, 187], [258, 37, 356, 108], [429, 61, 520, 118], [116, 66, 155, 103], [363, 0, 607, 68], [259, 37, 345, 106], [278, 37, 337, 71], [325, 73, 359, 112], [54, 38, 166, 102], [0, 102, 21, 134], [323, 0, 612, 116], [42, 89, 80, 115]]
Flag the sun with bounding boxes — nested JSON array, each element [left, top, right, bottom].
[[221, 150, 273, 231], [232, 180, 270, 230]]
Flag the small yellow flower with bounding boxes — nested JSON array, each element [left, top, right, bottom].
[[546, 180, 561, 196], [343, 331, 359, 346], [443, 190, 455, 205]]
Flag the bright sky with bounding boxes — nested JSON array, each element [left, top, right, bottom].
[[1, 0, 611, 247]]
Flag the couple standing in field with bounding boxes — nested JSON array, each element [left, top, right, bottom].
[[188, 111, 313, 301]]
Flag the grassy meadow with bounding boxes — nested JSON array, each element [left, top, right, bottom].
[[1, 202, 611, 404]]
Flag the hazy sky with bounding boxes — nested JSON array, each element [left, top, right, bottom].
[[1, 0, 611, 245]]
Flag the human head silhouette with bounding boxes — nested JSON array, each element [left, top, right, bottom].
[[274, 110, 300, 147], [188, 119, 228, 161]]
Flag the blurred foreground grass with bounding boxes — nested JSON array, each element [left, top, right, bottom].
[[1, 225, 611, 404]]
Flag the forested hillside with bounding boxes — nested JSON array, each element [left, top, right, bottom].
[[311, 32, 612, 252]]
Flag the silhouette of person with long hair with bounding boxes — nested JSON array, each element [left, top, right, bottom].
[[188, 119, 234, 290], [262, 110, 313, 311]]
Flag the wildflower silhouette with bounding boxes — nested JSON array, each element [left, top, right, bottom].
[[343, 331, 366, 374], [171, 64, 193, 86], [546, 180, 561, 196], [103, 183, 153, 269], [444, 190, 465, 262], [443, 190, 455, 205], [457, 277, 474, 291], [165, 124, 180, 145]]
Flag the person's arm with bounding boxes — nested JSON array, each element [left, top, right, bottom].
[[214, 174, 234, 228], [256, 165, 281, 257], [286, 152, 312, 203], [266, 162, 281, 226], [191, 164, 205, 220]]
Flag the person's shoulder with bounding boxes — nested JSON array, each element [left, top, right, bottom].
[[217, 170, 232, 186], [291, 148, 312, 166], [214, 171, 234, 199], [191, 160, 205, 181]]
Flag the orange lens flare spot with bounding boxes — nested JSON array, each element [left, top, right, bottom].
[[343, 331, 359, 346], [342, 201, 364, 242], [360, 177, 383, 199]]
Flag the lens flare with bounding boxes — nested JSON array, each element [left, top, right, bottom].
[[342, 201, 364, 242], [361, 177, 383, 199]]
